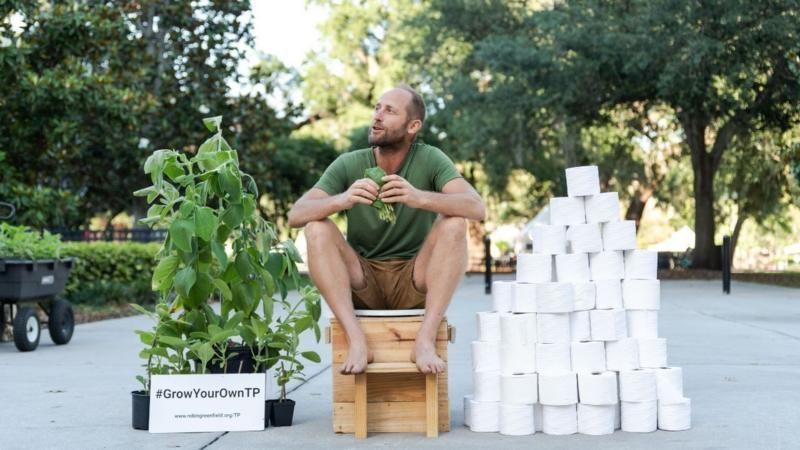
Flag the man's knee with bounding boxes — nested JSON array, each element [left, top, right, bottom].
[[304, 219, 336, 244], [437, 216, 467, 240]]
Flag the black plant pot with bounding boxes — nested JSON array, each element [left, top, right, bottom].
[[207, 344, 263, 374], [131, 390, 150, 430], [264, 400, 272, 429], [269, 398, 295, 427]]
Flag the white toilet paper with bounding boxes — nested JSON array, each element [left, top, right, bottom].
[[501, 343, 536, 375], [638, 338, 668, 368], [501, 313, 529, 345], [524, 313, 538, 345], [512, 282, 538, 313], [530, 225, 567, 255], [615, 402, 621, 430], [542, 404, 578, 435], [536, 282, 575, 312], [468, 398, 501, 432], [573, 282, 596, 310], [590, 250, 625, 280], [578, 403, 616, 435], [499, 403, 536, 436], [491, 280, 514, 312], [658, 398, 692, 431], [473, 370, 501, 402], [566, 223, 603, 253], [571, 341, 606, 373], [555, 253, 591, 282], [590, 309, 628, 341], [477, 311, 501, 342], [463, 394, 472, 427], [621, 400, 657, 432], [566, 165, 600, 197], [622, 279, 661, 310], [550, 196, 586, 225], [606, 338, 640, 371], [537, 313, 571, 343], [595, 279, 623, 309], [570, 311, 592, 342], [585, 192, 620, 223], [627, 310, 659, 338], [624, 249, 658, 279], [471, 340, 501, 372], [536, 342, 571, 374], [516, 252, 553, 283], [654, 367, 684, 402], [534, 403, 543, 432], [578, 371, 618, 405], [602, 221, 637, 251], [501, 373, 539, 404], [619, 369, 657, 402], [539, 372, 578, 406]]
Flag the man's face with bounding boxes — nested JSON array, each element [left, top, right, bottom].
[[368, 89, 414, 147]]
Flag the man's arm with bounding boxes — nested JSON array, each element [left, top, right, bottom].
[[379, 175, 486, 221], [287, 179, 381, 228]]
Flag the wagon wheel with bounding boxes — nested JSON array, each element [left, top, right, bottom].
[[48, 298, 74, 345], [13, 306, 40, 351]]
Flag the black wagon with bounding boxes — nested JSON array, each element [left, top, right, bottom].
[[0, 202, 75, 351]]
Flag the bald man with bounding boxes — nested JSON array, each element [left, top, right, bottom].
[[288, 85, 485, 375]]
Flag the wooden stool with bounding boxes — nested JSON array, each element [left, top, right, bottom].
[[326, 314, 455, 438]]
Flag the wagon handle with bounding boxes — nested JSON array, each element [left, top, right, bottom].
[[0, 202, 15, 220]]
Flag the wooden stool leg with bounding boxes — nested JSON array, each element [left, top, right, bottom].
[[425, 373, 438, 438], [354, 373, 368, 439]]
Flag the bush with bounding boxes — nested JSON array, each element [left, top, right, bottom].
[[61, 242, 160, 306], [0, 223, 63, 259]]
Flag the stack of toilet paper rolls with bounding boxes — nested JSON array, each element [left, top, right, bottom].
[[465, 165, 691, 436]]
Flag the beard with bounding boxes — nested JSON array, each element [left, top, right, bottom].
[[368, 124, 407, 148]]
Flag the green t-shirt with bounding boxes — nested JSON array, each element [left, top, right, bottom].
[[313, 142, 462, 260]]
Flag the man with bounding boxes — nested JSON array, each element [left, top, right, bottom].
[[287, 85, 485, 375]]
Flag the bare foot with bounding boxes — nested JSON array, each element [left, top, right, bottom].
[[340, 340, 373, 374], [411, 340, 446, 374]]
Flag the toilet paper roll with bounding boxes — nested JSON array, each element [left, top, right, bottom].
[[501, 373, 539, 404], [530, 225, 567, 255], [501, 343, 536, 375], [585, 192, 620, 223], [499, 403, 536, 435], [624, 250, 658, 280], [473, 370, 501, 402], [627, 310, 659, 338], [658, 397, 692, 431], [542, 404, 578, 435], [578, 371, 618, 405], [622, 280, 661, 310], [570, 311, 591, 342], [537, 313, 571, 343], [590, 250, 625, 280], [655, 367, 684, 402], [524, 313, 538, 345], [619, 369, 657, 402], [606, 338, 640, 371], [621, 400, 657, 433], [471, 340, 501, 372], [468, 398, 501, 432], [555, 253, 591, 282], [550, 196, 586, 226], [602, 220, 637, 251], [477, 311, 501, 342], [573, 282, 596, 311], [614, 402, 621, 430], [534, 403, 543, 432], [536, 282, 575, 312], [566, 223, 603, 253], [539, 372, 578, 406], [578, 404, 616, 435], [566, 166, 600, 197], [492, 280, 514, 312], [638, 338, 668, 368], [590, 309, 628, 341], [571, 341, 606, 373], [536, 342, 571, 374], [512, 282, 538, 313], [501, 313, 529, 345], [517, 253, 553, 283], [463, 394, 473, 427], [595, 279, 623, 309]]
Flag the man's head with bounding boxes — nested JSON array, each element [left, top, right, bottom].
[[368, 85, 426, 148]]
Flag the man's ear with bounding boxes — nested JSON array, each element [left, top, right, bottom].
[[406, 119, 422, 135]]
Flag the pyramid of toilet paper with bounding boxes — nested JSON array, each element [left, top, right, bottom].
[[464, 165, 691, 436]]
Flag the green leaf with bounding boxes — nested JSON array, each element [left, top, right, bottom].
[[169, 219, 195, 253], [212, 278, 232, 302], [195, 207, 218, 242], [219, 165, 242, 202], [158, 335, 186, 349], [174, 266, 197, 299], [301, 351, 321, 363], [211, 240, 228, 269], [203, 115, 222, 132], [221, 203, 244, 228], [187, 272, 213, 308], [152, 254, 180, 291]]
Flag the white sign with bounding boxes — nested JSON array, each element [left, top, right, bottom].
[[149, 373, 265, 433]]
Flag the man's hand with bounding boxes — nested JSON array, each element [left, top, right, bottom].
[[379, 174, 424, 208], [340, 178, 380, 209]]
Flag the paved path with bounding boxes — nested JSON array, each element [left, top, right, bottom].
[[1, 277, 798, 449]]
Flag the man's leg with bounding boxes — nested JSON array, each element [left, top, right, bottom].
[[304, 219, 372, 374], [411, 216, 468, 374]]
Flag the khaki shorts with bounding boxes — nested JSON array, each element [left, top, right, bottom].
[[351, 255, 427, 310]]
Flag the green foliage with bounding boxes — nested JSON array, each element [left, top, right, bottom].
[[364, 167, 396, 223], [0, 223, 62, 259]]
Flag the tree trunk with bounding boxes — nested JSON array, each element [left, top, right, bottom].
[[625, 189, 652, 232], [730, 213, 747, 265]]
